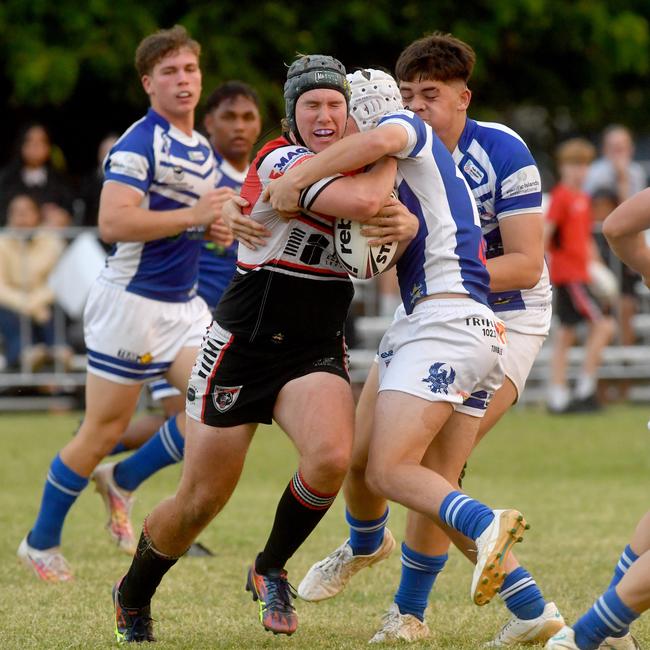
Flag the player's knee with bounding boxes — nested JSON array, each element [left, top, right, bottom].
[[364, 460, 393, 500], [179, 487, 224, 529], [305, 446, 350, 487]]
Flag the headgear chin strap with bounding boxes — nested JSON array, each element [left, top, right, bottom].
[[284, 55, 350, 146], [347, 69, 404, 132]]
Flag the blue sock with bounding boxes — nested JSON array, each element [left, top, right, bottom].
[[439, 491, 494, 540], [608, 545, 639, 589], [574, 587, 639, 650], [28, 455, 88, 549], [107, 442, 128, 456], [113, 416, 184, 491], [604, 545, 639, 637], [499, 566, 545, 620], [346, 507, 389, 555], [394, 543, 447, 621]]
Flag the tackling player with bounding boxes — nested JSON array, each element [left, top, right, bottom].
[[263, 34, 559, 647], [17, 25, 231, 580]]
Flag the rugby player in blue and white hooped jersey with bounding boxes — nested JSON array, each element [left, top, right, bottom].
[[264, 68, 532, 636], [17, 25, 232, 582], [292, 38, 559, 647]]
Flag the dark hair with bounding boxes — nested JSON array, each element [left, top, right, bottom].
[[205, 81, 260, 113], [134, 25, 200, 77], [395, 32, 476, 84]]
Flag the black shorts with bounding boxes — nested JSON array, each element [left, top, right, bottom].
[[186, 320, 349, 427], [554, 283, 603, 325]]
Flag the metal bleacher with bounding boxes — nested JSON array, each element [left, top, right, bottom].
[[3, 242, 650, 410]]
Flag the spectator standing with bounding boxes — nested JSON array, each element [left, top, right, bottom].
[[0, 123, 75, 225], [546, 138, 615, 413]]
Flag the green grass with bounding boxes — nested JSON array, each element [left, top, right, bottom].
[[1, 405, 649, 649]]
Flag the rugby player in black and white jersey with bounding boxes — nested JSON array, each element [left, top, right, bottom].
[[111, 54, 418, 642]]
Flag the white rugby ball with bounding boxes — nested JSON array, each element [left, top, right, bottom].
[[334, 218, 398, 279]]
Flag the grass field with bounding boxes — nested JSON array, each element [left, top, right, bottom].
[[2, 405, 649, 649]]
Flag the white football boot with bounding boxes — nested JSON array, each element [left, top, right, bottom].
[[17, 536, 73, 582], [485, 602, 565, 646], [472, 509, 529, 606], [545, 626, 580, 649], [599, 633, 642, 649], [368, 603, 430, 644], [298, 529, 396, 601]]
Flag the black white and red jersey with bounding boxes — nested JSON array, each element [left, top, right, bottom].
[[214, 136, 353, 343]]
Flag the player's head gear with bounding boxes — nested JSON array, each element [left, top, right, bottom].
[[347, 69, 404, 132], [284, 55, 350, 145]]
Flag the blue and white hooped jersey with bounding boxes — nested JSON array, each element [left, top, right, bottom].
[[196, 151, 246, 310], [101, 108, 220, 303], [453, 119, 552, 322], [377, 110, 490, 314]]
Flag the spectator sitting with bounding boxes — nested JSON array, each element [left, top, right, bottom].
[[545, 138, 615, 413], [0, 194, 66, 371], [0, 123, 75, 226]]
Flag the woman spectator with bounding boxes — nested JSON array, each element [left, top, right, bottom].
[[0, 123, 75, 226], [0, 194, 65, 370]]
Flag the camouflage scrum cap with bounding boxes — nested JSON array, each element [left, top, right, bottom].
[[284, 54, 351, 144]]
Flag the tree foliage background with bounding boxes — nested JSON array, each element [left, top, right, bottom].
[[0, 0, 649, 177]]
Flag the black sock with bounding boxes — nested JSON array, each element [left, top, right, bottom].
[[120, 521, 180, 608], [255, 471, 337, 575]]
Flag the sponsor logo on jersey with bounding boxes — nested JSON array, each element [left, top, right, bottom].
[[107, 151, 149, 181], [422, 362, 456, 395], [501, 165, 541, 198], [187, 386, 196, 402], [188, 150, 205, 162], [173, 166, 185, 181], [212, 385, 243, 412], [380, 349, 394, 366], [271, 148, 311, 177], [463, 158, 485, 184]]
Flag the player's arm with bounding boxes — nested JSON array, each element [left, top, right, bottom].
[[99, 182, 229, 243], [603, 187, 650, 281], [487, 212, 545, 292], [305, 156, 397, 221], [263, 124, 409, 213]]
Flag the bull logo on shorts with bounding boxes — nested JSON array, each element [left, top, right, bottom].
[[212, 385, 243, 413], [422, 362, 456, 395]]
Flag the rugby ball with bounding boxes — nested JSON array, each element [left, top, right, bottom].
[[334, 218, 398, 279]]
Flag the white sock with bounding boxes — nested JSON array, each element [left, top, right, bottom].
[[575, 373, 596, 399], [548, 384, 570, 410]]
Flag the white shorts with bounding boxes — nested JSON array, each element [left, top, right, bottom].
[[377, 299, 506, 418], [502, 329, 546, 401], [148, 379, 182, 401], [84, 279, 212, 385]]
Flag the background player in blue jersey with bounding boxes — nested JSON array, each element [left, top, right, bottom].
[[108, 81, 262, 458], [17, 26, 232, 582], [200, 80, 262, 310], [544, 190, 650, 650], [261, 36, 559, 646]]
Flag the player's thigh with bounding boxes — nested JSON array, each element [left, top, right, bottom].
[[166, 345, 199, 393], [274, 371, 355, 464], [369, 390, 453, 472], [82, 373, 142, 432], [177, 417, 256, 507], [423, 410, 481, 477], [475, 377, 518, 446]]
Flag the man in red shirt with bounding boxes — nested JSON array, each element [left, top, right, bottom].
[[546, 138, 614, 412]]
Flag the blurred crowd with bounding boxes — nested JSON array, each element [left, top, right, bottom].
[[0, 119, 648, 409]]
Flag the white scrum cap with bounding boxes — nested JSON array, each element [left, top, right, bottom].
[[347, 68, 404, 132]]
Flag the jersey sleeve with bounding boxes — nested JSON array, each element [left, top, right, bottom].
[[103, 125, 155, 195], [377, 110, 428, 159], [493, 135, 542, 220]]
